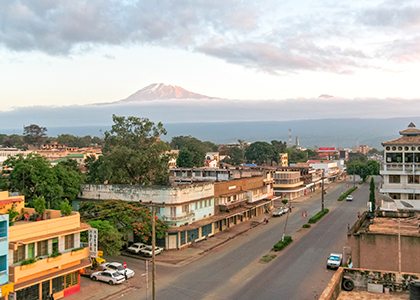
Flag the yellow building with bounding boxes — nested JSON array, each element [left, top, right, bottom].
[[1, 191, 90, 300]]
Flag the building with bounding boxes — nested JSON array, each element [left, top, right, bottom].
[[352, 145, 373, 155], [166, 150, 179, 168], [79, 175, 275, 250], [279, 153, 288, 167], [36, 142, 101, 163], [348, 210, 420, 273], [0, 148, 32, 166], [308, 160, 340, 182], [1, 191, 90, 300], [380, 122, 420, 201], [0, 214, 13, 300]]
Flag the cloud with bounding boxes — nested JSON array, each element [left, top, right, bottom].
[[1, 0, 419, 74]]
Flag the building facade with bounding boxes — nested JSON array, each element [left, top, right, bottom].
[[380, 123, 420, 201]]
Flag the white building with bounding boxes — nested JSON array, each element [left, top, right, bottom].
[[380, 122, 420, 202], [0, 148, 32, 165]]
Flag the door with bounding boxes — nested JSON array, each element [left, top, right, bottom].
[[41, 280, 50, 300], [168, 234, 177, 249]]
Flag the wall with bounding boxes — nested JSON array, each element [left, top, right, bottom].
[[0, 214, 9, 285], [79, 182, 214, 205], [214, 177, 264, 198], [318, 267, 344, 300]]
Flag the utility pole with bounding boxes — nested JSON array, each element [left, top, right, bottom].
[[321, 170, 325, 211], [152, 210, 156, 300], [146, 260, 149, 300]]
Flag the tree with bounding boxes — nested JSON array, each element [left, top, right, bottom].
[[83, 220, 125, 256], [177, 147, 195, 168], [245, 142, 277, 165], [3, 153, 63, 208], [102, 115, 171, 185], [52, 162, 84, 201], [84, 155, 110, 184], [271, 140, 287, 154], [33, 197, 46, 216], [23, 124, 47, 149], [79, 200, 168, 243], [223, 147, 244, 166]]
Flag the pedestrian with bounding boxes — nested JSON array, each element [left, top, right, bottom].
[[347, 223, 350, 231], [263, 218, 268, 224], [50, 294, 55, 300], [357, 211, 360, 218], [289, 206, 292, 213], [124, 269, 128, 281]]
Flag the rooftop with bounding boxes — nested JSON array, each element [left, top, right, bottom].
[[366, 216, 420, 236]]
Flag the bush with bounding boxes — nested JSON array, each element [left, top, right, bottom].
[[338, 187, 358, 201], [308, 209, 329, 224], [272, 236, 293, 251], [302, 224, 311, 228], [60, 199, 73, 216], [260, 254, 277, 263], [50, 251, 62, 258], [282, 199, 288, 205], [21, 258, 36, 266], [33, 197, 46, 216]]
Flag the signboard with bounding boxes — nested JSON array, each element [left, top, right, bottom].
[[97, 251, 103, 257], [123, 262, 127, 268], [89, 228, 98, 258], [346, 184, 349, 188], [318, 147, 336, 152], [302, 211, 307, 218]]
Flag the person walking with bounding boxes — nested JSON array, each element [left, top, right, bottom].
[[357, 211, 360, 218]]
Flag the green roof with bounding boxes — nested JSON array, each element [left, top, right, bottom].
[[64, 153, 85, 158]]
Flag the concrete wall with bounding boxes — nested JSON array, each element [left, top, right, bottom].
[[318, 267, 344, 300], [79, 182, 214, 205]]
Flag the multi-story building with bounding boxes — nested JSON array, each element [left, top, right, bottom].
[[279, 153, 288, 167], [380, 122, 420, 201], [308, 160, 340, 183], [0, 191, 90, 300]]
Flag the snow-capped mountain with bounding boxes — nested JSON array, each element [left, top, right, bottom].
[[116, 83, 216, 102]]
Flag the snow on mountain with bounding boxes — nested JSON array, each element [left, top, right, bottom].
[[116, 83, 216, 102]]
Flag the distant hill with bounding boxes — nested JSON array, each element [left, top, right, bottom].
[[105, 83, 217, 104], [2, 117, 418, 149]]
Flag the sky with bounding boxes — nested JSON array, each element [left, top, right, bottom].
[[2, 0, 420, 111]]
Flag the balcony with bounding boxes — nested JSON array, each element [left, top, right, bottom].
[[162, 211, 195, 222], [219, 200, 247, 212], [381, 163, 420, 172], [9, 247, 89, 283]]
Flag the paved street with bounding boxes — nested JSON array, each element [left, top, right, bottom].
[[69, 177, 376, 300]]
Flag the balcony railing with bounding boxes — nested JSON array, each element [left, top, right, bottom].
[[381, 163, 420, 172], [162, 211, 195, 222]]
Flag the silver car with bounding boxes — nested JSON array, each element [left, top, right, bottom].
[[272, 207, 284, 217], [103, 262, 135, 279], [91, 270, 125, 285]]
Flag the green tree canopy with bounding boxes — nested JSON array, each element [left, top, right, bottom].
[[102, 115, 171, 185], [23, 124, 47, 149], [177, 147, 195, 168], [79, 200, 168, 243], [84, 155, 110, 184], [245, 142, 277, 165], [81, 220, 125, 256]]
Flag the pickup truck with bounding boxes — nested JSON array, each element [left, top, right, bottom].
[[326, 253, 342, 269]]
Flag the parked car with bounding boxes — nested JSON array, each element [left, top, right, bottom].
[[140, 246, 164, 257], [272, 207, 284, 217], [103, 262, 135, 279], [326, 253, 342, 269], [346, 195, 354, 201], [282, 206, 289, 214], [127, 242, 147, 254], [90, 270, 125, 285]]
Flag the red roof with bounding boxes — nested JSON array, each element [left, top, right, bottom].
[[0, 197, 24, 206]]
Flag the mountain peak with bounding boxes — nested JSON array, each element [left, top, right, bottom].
[[117, 83, 216, 102]]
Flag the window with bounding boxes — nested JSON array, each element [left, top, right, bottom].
[[52, 276, 64, 293], [0, 255, 6, 272], [408, 194, 420, 200], [182, 205, 189, 213], [13, 245, 25, 263], [27, 243, 35, 259], [64, 272, 78, 289], [16, 283, 40, 300], [170, 207, 176, 217], [52, 237, 59, 252], [37, 240, 48, 256], [65, 234, 74, 250], [386, 153, 402, 163], [195, 202, 198, 210], [207, 199, 210, 206], [389, 175, 400, 184], [389, 193, 401, 200], [408, 175, 420, 184]]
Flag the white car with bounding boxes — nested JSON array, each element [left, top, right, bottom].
[[103, 262, 135, 279], [272, 207, 284, 217], [326, 253, 342, 269], [127, 242, 147, 254], [346, 195, 354, 201], [140, 246, 164, 257], [91, 270, 125, 285]]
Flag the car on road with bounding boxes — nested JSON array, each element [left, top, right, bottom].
[[346, 195, 354, 201], [103, 262, 135, 279], [140, 246, 164, 257], [127, 242, 147, 254], [282, 206, 289, 214], [90, 270, 125, 285], [272, 207, 284, 217], [326, 253, 342, 269]]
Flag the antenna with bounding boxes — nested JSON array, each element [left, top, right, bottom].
[[288, 129, 292, 148]]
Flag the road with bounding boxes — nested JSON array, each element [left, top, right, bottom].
[[103, 177, 376, 300]]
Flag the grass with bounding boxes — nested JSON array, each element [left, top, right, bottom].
[[308, 209, 329, 224], [337, 186, 358, 201], [302, 224, 311, 228], [260, 254, 277, 263], [272, 236, 293, 251]]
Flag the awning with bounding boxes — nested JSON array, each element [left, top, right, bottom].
[[14, 258, 91, 291]]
